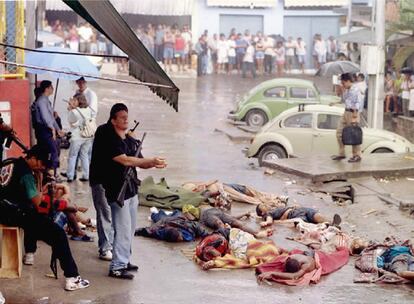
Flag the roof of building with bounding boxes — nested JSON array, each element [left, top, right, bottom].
[[206, 0, 275, 7], [285, 0, 348, 7]]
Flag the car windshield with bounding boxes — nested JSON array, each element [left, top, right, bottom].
[[283, 113, 313, 128]]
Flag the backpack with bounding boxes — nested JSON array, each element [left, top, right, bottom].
[[75, 108, 97, 138], [30, 101, 43, 128]]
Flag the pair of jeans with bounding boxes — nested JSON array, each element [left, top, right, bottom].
[[154, 44, 164, 61], [109, 195, 139, 271], [67, 138, 92, 180], [91, 184, 113, 255], [264, 54, 272, 74], [34, 126, 59, 170], [151, 209, 180, 223], [0, 203, 79, 278], [242, 62, 256, 78]]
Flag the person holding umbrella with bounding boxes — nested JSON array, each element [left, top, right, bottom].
[[330, 73, 363, 163]]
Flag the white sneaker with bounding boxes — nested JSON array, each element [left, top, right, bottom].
[[23, 253, 34, 265], [150, 207, 159, 214], [99, 251, 112, 261], [65, 276, 90, 291]]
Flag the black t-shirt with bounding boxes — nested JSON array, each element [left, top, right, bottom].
[[89, 123, 113, 186], [93, 123, 143, 202], [0, 157, 38, 210]]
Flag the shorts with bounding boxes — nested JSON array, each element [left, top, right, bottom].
[[286, 55, 294, 65], [175, 50, 185, 58], [236, 53, 245, 65], [255, 51, 264, 59], [211, 53, 218, 63], [228, 56, 236, 65], [297, 55, 306, 64], [318, 53, 326, 64], [163, 47, 174, 59], [388, 254, 414, 273], [200, 208, 237, 230], [288, 207, 318, 223], [276, 60, 285, 66], [98, 41, 107, 53]]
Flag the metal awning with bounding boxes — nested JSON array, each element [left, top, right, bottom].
[[207, 0, 275, 7], [337, 28, 374, 44], [48, 0, 193, 16], [63, 0, 179, 111], [284, 0, 348, 7]]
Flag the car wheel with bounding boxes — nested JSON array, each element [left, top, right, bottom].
[[245, 109, 268, 127], [372, 148, 393, 153], [258, 144, 287, 166]]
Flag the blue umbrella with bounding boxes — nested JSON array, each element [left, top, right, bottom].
[[25, 46, 100, 81], [25, 46, 100, 107]]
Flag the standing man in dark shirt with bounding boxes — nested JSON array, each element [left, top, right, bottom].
[[0, 145, 89, 291], [94, 103, 167, 279]]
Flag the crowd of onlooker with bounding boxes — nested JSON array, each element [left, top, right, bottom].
[[45, 19, 363, 77], [382, 62, 414, 117], [192, 30, 359, 78]]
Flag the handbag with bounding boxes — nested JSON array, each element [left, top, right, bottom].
[[342, 124, 363, 145], [75, 108, 97, 138]]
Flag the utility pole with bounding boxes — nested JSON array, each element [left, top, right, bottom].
[[346, 0, 352, 32], [25, 0, 36, 145], [367, 0, 385, 129]]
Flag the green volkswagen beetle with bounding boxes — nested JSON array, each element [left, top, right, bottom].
[[228, 78, 340, 127]]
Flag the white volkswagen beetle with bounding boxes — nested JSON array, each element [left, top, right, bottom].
[[245, 105, 414, 166]]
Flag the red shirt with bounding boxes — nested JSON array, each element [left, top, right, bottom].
[[175, 37, 185, 51]]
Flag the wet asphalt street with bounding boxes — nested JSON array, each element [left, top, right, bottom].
[[1, 73, 414, 304]]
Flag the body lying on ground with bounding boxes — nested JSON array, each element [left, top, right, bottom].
[[199, 206, 272, 238], [135, 209, 209, 242], [256, 204, 341, 228], [379, 245, 414, 282], [256, 248, 349, 286], [194, 228, 285, 270], [283, 219, 368, 254], [355, 239, 414, 283], [182, 180, 288, 207]]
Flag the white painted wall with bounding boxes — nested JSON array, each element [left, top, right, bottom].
[[192, 0, 284, 41]]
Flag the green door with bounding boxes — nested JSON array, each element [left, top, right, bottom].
[[279, 112, 314, 155]]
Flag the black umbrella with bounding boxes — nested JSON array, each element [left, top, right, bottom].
[[400, 67, 413, 74], [315, 61, 360, 77]]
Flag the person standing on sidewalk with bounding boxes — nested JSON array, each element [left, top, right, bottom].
[[34, 80, 64, 174], [331, 73, 362, 163], [96, 103, 167, 279]]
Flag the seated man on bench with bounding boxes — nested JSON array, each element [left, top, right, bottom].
[[0, 145, 89, 291]]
